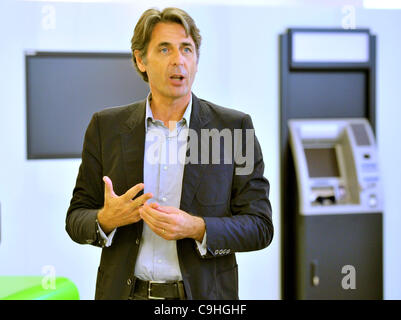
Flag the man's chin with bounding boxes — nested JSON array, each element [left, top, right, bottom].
[[166, 88, 191, 100]]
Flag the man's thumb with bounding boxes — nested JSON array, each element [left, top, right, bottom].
[[103, 176, 116, 198]]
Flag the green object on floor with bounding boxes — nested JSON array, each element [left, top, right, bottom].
[[0, 276, 79, 300]]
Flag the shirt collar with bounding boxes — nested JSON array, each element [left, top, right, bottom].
[[145, 92, 192, 132]]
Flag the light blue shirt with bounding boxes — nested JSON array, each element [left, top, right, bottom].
[[98, 93, 206, 281]]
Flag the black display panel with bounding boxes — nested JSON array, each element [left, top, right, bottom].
[[304, 147, 340, 178], [288, 72, 366, 119], [26, 52, 149, 159]]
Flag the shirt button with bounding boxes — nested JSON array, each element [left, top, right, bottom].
[[127, 279, 132, 286]]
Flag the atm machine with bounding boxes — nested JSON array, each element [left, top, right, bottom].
[[288, 118, 382, 299]]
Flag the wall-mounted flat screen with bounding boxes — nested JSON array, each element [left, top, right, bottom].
[[26, 52, 149, 159], [304, 147, 340, 178]]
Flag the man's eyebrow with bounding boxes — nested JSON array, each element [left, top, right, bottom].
[[157, 41, 194, 47], [181, 42, 194, 47], [157, 42, 171, 47]]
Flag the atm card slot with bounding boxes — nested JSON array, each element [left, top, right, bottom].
[[311, 186, 336, 205]]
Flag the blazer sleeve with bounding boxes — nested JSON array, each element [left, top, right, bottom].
[[201, 114, 274, 258], [65, 113, 106, 248]]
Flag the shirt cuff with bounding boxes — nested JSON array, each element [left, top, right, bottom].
[[96, 222, 116, 247], [195, 231, 207, 256]]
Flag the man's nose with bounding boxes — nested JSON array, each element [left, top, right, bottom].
[[171, 49, 184, 65]]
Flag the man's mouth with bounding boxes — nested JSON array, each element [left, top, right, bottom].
[[170, 74, 185, 81]]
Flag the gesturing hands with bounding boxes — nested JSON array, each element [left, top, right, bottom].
[[139, 203, 206, 242], [97, 176, 206, 242], [97, 176, 153, 234]]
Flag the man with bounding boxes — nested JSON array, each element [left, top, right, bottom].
[[66, 7, 273, 300]]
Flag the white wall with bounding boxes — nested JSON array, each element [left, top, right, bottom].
[[0, 0, 400, 299]]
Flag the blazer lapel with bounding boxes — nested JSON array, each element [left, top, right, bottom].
[[120, 100, 146, 236], [120, 100, 146, 192], [180, 94, 211, 213]]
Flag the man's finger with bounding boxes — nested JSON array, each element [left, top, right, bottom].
[[139, 205, 157, 225], [103, 176, 116, 198], [149, 202, 160, 209], [152, 205, 178, 214], [131, 192, 153, 208], [139, 207, 170, 235], [141, 203, 171, 223], [123, 182, 145, 200], [139, 207, 159, 229]]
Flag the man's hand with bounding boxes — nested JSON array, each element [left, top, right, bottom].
[[97, 176, 153, 234], [139, 203, 206, 242]]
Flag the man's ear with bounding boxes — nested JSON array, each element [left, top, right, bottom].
[[134, 50, 146, 72]]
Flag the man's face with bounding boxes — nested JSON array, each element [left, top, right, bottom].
[[135, 22, 198, 101]]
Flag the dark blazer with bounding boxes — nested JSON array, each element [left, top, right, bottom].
[[66, 94, 273, 300]]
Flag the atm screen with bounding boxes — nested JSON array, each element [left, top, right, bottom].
[[304, 147, 340, 178]]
